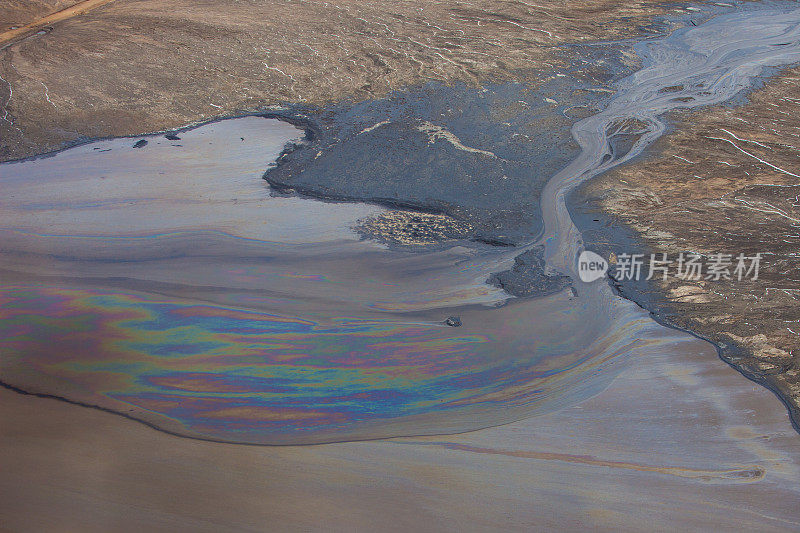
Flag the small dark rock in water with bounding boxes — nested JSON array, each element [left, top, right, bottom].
[[445, 316, 462, 327], [165, 133, 181, 141], [241, 137, 245, 141], [133, 139, 148, 148]]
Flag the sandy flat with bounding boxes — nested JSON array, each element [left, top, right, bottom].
[[2, 327, 798, 532]]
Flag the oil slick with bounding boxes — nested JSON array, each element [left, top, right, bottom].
[[0, 116, 654, 444]]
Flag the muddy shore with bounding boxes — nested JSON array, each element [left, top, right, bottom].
[[573, 59, 800, 431], [259, 67, 626, 249]]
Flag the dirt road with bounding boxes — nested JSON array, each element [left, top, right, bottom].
[[0, 0, 117, 48]]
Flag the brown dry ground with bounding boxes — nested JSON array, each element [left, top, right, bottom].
[[582, 65, 800, 422], [0, 0, 706, 162]]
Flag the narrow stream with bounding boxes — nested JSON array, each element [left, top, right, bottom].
[[543, 4, 800, 278]]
